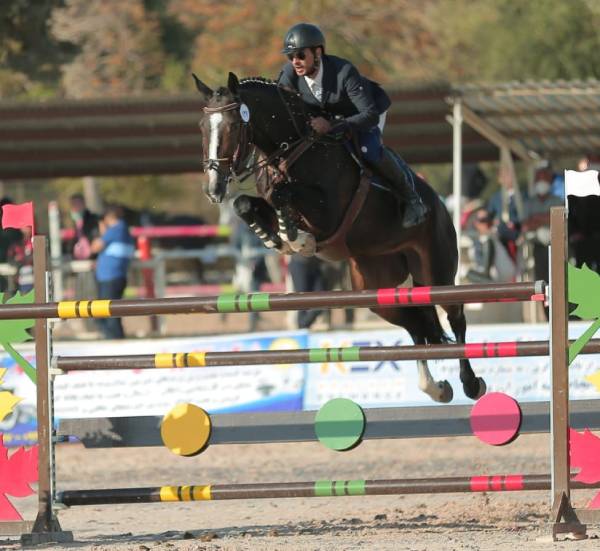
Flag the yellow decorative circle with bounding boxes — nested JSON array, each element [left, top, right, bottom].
[[160, 403, 211, 456]]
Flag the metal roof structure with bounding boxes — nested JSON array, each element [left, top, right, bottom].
[[449, 79, 600, 162], [0, 84, 497, 180], [2, 79, 599, 180]]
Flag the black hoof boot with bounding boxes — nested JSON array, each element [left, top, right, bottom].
[[463, 377, 487, 400]]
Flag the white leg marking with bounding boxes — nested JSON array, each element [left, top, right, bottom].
[[417, 360, 452, 402]]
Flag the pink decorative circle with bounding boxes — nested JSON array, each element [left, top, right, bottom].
[[470, 392, 522, 446]]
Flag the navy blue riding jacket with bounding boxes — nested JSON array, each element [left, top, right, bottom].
[[277, 54, 391, 132]]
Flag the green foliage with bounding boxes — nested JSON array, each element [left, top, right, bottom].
[[0, 0, 69, 97], [0, 290, 36, 384], [430, 0, 600, 82], [568, 263, 600, 365], [0, 290, 35, 344], [568, 263, 600, 320]]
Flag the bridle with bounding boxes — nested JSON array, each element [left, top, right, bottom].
[[201, 102, 251, 177], [201, 88, 342, 187]]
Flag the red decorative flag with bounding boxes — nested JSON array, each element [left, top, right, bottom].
[[0, 435, 38, 520], [1, 202, 35, 235], [570, 428, 600, 509]]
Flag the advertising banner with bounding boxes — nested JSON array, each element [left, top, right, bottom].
[[304, 322, 600, 409], [0, 330, 308, 446]]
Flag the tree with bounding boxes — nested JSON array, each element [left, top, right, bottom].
[[427, 0, 600, 82], [0, 0, 67, 97], [51, 0, 165, 97], [169, 0, 440, 86]]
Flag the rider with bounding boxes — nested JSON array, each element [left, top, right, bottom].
[[277, 22, 428, 228]]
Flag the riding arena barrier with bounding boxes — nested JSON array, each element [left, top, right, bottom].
[[2, 206, 598, 544]]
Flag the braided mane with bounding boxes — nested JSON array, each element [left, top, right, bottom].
[[239, 76, 278, 87]]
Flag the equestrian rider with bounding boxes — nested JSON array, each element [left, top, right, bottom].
[[277, 22, 428, 228]]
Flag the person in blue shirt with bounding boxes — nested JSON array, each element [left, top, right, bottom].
[[91, 204, 134, 339]]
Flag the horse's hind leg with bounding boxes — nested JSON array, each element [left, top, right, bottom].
[[349, 256, 453, 403], [443, 304, 486, 400]]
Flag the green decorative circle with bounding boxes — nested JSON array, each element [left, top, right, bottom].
[[314, 398, 365, 451]]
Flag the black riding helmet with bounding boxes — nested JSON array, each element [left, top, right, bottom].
[[281, 23, 325, 54]]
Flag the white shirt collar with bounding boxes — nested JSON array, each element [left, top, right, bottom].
[[304, 60, 323, 100]]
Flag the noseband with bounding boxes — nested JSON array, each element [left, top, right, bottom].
[[202, 101, 252, 175]]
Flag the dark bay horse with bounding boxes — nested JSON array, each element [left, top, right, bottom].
[[193, 71, 486, 403]]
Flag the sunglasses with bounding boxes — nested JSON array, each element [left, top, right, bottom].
[[287, 50, 307, 61]]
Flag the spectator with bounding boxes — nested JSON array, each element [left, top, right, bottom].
[[231, 217, 271, 332], [0, 197, 23, 292], [487, 166, 524, 262], [289, 254, 326, 329], [321, 260, 354, 328], [91, 205, 134, 339], [68, 193, 100, 260], [465, 209, 496, 284], [445, 163, 489, 231], [534, 159, 565, 199], [522, 172, 563, 307], [6, 225, 34, 294]]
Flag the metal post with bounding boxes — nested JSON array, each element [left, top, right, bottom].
[[47, 201, 63, 301], [452, 98, 463, 284], [21, 236, 72, 545], [549, 206, 585, 539]]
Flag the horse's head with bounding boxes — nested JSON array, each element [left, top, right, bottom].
[[193, 72, 246, 204]]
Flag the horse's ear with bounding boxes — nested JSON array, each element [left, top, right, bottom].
[[227, 72, 240, 96], [192, 73, 213, 100]]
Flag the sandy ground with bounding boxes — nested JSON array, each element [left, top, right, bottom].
[[4, 434, 600, 550]]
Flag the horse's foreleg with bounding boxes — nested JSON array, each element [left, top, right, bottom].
[[443, 304, 486, 400], [271, 185, 316, 256], [233, 195, 284, 251], [271, 185, 297, 241]]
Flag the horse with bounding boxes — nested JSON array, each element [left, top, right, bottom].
[[192, 71, 486, 404]]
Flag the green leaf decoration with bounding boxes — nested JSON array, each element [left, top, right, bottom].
[[568, 263, 600, 366], [0, 290, 36, 384], [568, 263, 600, 320]]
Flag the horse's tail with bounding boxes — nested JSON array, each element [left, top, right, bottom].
[[415, 174, 459, 344], [420, 177, 459, 281]]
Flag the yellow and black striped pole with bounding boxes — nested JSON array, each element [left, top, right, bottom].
[[55, 338, 600, 372], [57, 474, 600, 506]]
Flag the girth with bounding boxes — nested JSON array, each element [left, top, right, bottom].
[[307, 174, 371, 262]]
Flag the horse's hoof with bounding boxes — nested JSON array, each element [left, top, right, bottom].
[[277, 242, 294, 255], [289, 231, 316, 256], [434, 380, 453, 403], [464, 377, 487, 400]]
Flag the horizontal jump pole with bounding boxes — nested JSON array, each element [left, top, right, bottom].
[[0, 281, 545, 320], [55, 338, 600, 371], [57, 473, 600, 506]]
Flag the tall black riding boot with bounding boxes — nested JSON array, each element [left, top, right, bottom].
[[374, 148, 429, 228]]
